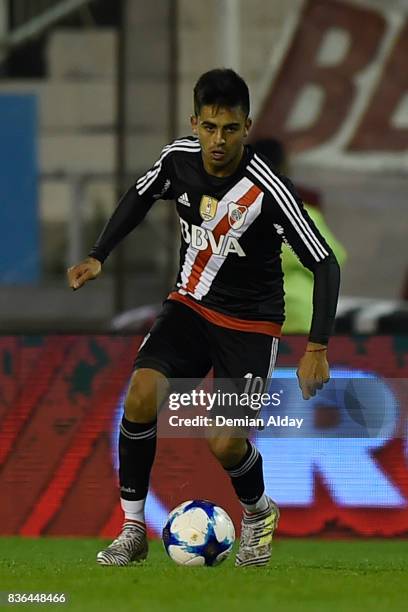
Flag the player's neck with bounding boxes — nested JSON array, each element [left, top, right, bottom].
[[202, 146, 244, 178]]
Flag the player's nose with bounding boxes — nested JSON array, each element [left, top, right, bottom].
[[214, 130, 226, 145]]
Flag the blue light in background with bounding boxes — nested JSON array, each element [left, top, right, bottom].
[[258, 367, 404, 507], [110, 366, 405, 534]]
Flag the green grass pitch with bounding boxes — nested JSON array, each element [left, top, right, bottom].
[[1, 537, 408, 611]]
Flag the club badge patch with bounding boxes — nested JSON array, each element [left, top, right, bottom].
[[199, 195, 218, 221], [228, 202, 248, 229]]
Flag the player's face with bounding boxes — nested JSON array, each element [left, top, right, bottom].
[[191, 105, 251, 177]]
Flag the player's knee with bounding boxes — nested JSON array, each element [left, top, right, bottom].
[[207, 436, 247, 468], [124, 390, 155, 423], [124, 368, 168, 423]]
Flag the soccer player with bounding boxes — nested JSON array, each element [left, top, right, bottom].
[[67, 69, 340, 568]]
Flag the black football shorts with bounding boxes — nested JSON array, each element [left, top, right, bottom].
[[134, 300, 279, 382]]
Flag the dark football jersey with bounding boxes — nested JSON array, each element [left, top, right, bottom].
[[90, 136, 338, 340], [133, 137, 332, 329]]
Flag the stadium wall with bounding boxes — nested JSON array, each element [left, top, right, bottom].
[[0, 334, 407, 538], [0, 0, 406, 303], [178, 0, 408, 300]]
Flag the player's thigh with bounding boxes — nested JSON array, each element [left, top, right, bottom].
[[210, 326, 279, 381], [134, 300, 212, 380], [209, 327, 279, 427]]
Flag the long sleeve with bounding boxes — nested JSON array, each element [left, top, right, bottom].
[[268, 175, 340, 344], [309, 253, 340, 344], [89, 187, 155, 263], [88, 146, 174, 263]]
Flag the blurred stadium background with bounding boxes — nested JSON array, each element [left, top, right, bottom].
[[0, 0, 408, 543]]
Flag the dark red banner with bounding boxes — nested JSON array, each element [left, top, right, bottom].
[[0, 335, 407, 538]]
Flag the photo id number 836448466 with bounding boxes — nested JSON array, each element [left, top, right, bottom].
[[1, 593, 68, 605]]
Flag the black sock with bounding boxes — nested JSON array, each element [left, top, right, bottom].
[[119, 416, 157, 501], [225, 440, 264, 505]]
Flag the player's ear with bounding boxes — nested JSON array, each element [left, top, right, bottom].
[[191, 115, 198, 135], [244, 117, 252, 138]]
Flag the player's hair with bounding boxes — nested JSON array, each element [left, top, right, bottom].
[[193, 68, 250, 117]]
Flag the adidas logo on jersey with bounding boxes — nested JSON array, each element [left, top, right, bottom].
[[178, 192, 190, 206]]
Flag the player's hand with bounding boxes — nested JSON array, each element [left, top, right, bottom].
[[67, 257, 102, 291], [296, 342, 330, 400]]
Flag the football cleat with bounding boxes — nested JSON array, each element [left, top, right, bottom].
[[96, 521, 148, 566], [235, 497, 280, 568]]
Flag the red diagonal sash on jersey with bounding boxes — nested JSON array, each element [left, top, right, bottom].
[[185, 184, 261, 294]]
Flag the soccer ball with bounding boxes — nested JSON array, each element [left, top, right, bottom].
[[162, 499, 235, 566]]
